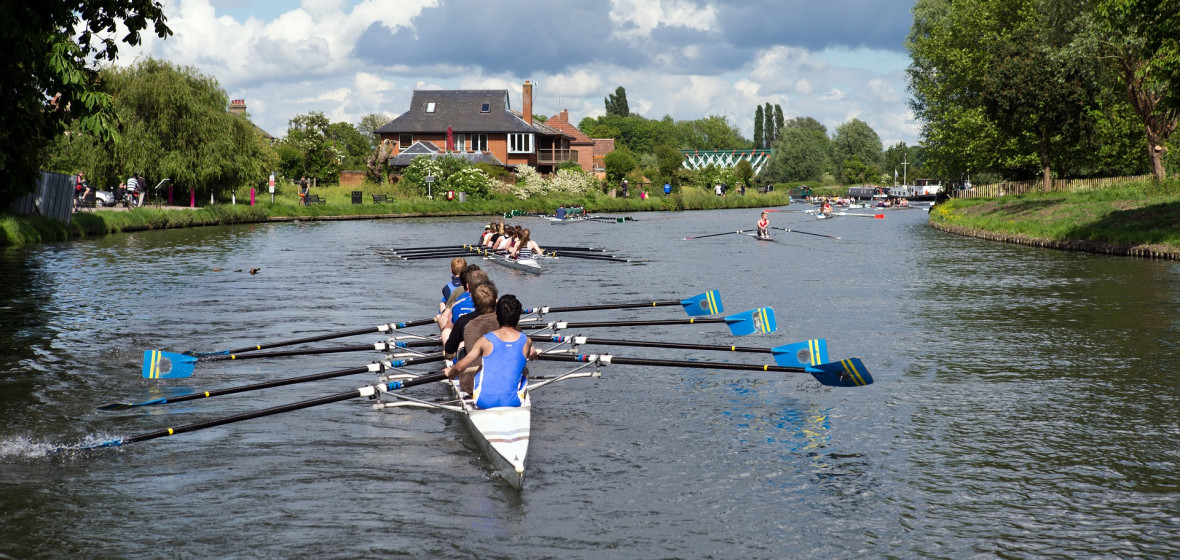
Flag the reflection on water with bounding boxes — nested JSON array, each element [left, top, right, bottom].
[[1, 209, 1178, 558]]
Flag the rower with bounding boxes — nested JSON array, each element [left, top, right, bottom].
[[443, 281, 499, 393], [440, 257, 467, 313], [820, 200, 833, 217], [444, 295, 539, 409], [437, 266, 485, 343], [510, 228, 542, 260], [756, 211, 770, 239], [556, 205, 566, 220]]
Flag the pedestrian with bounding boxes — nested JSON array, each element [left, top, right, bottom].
[[135, 173, 146, 206], [621, 179, 629, 198], [299, 176, 309, 206], [664, 183, 671, 197]]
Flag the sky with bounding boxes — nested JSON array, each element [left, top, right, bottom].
[[117, 0, 921, 147]]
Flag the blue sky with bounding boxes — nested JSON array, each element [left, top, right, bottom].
[[120, 0, 921, 146]]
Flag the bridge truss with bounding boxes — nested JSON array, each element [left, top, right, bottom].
[[680, 149, 772, 176]]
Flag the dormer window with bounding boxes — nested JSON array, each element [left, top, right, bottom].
[[480, 102, 490, 113], [426, 102, 436, 113]]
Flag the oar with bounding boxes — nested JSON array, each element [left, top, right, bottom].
[[683, 230, 751, 240], [535, 354, 872, 388], [543, 251, 632, 263], [525, 290, 722, 317], [142, 340, 441, 379], [388, 253, 474, 261], [770, 226, 841, 240], [108, 355, 445, 410], [533, 335, 827, 368], [519, 307, 776, 336], [178, 318, 437, 360], [75, 372, 450, 451], [836, 213, 885, 219]]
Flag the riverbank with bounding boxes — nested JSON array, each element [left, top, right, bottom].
[[928, 179, 1180, 260], [0, 186, 791, 246]]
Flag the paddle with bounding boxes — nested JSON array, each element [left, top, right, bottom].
[[683, 230, 751, 240], [388, 253, 475, 261], [108, 355, 446, 410], [542, 251, 632, 263], [142, 340, 441, 379], [179, 318, 437, 359], [525, 290, 722, 317], [73, 372, 450, 451], [770, 226, 841, 240], [533, 335, 827, 368], [519, 307, 776, 337], [535, 354, 872, 388]]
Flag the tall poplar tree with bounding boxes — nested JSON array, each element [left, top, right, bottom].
[[753, 105, 764, 148], [763, 102, 775, 144], [774, 105, 785, 144]]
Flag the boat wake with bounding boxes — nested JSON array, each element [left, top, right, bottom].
[[0, 434, 121, 460]]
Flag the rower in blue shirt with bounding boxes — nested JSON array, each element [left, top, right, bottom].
[[440, 257, 467, 312], [445, 295, 538, 409], [556, 205, 566, 220]]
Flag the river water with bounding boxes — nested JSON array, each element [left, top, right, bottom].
[[1, 207, 1177, 559]]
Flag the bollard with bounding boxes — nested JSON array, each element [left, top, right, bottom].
[[250, 188, 255, 206]]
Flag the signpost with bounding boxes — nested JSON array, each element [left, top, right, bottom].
[[269, 173, 276, 203], [425, 175, 434, 200]]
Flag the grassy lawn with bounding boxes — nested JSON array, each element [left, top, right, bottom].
[[929, 179, 1180, 249]]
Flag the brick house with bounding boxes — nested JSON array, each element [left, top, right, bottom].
[[377, 81, 576, 174], [543, 109, 615, 179]]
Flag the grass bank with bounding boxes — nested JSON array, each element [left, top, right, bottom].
[[928, 179, 1180, 259], [1, 186, 791, 247]]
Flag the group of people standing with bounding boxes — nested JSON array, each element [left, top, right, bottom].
[[73, 171, 146, 211], [436, 257, 538, 409], [480, 222, 543, 260]]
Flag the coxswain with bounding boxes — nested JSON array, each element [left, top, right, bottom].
[[510, 228, 543, 260], [440, 257, 467, 312], [444, 295, 539, 409], [756, 211, 770, 239]]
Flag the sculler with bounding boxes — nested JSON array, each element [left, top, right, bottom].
[[756, 211, 770, 239], [444, 295, 539, 409]]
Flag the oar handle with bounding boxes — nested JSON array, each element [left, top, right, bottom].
[[535, 353, 805, 372]]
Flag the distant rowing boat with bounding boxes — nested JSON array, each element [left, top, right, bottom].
[[483, 253, 543, 274]]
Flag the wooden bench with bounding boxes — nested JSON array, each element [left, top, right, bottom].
[[371, 194, 388, 203], [758, 185, 775, 194], [307, 194, 326, 205]]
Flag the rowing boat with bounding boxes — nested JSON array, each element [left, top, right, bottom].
[[483, 253, 542, 274], [448, 377, 531, 487]]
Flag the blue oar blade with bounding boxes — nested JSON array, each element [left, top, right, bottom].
[[771, 339, 828, 367], [142, 350, 198, 379], [724, 307, 776, 336], [680, 290, 723, 316], [805, 358, 873, 388]]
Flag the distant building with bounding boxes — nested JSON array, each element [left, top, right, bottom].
[[544, 109, 615, 179], [376, 81, 578, 174], [227, 99, 274, 140]]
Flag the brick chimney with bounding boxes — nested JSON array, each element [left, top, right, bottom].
[[522, 81, 533, 126], [229, 99, 247, 115]]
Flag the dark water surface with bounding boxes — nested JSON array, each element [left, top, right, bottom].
[[1, 207, 1177, 559]]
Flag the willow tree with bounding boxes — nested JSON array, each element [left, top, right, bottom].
[[98, 58, 276, 199]]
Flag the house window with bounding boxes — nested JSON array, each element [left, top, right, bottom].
[[453, 134, 465, 152], [399, 134, 412, 148], [480, 102, 490, 113], [426, 102, 436, 113], [471, 134, 488, 152], [508, 133, 534, 154]]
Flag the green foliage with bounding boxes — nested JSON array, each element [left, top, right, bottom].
[[357, 113, 391, 150], [0, 0, 172, 205], [605, 86, 630, 117], [763, 103, 775, 145], [400, 155, 492, 199], [326, 121, 372, 170], [753, 105, 764, 149], [653, 144, 685, 186], [281, 112, 344, 183], [734, 159, 754, 189], [831, 119, 883, 184], [761, 123, 831, 182], [604, 149, 639, 185], [510, 165, 599, 200]]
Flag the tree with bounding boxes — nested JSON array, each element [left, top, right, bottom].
[[605, 86, 630, 117], [753, 105, 764, 149], [763, 102, 775, 145], [734, 159, 754, 189], [1094, 0, 1180, 179], [50, 58, 276, 200], [604, 148, 638, 185], [358, 113, 391, 151], [761, 124, 830, 182], [325, 121, 371, 170], [831, 119, 883, 183], [0, 0, 172, 205], [281, 112, 343, 183], [774, 105, 785, 144], [675, 115, 748, 150], [653, 144, 684, 186]]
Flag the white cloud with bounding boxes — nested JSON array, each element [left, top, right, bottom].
[[822, 89, 846, 101], [867, 78, 901, 104], [609, 0, 719, 40]]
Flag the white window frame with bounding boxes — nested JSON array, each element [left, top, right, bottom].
[[507, 133, 534, 154], [398, 134, 412, 148], [453, 133, 466, 152], [471, 134, 488, 152], [480, 102, 491, 113], [425, 102, 436, 113]]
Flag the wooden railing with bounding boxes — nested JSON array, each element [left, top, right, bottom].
[[952, 174, 1155, 199], [537, 148, 576, 164]]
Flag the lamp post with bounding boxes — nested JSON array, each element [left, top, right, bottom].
[[425, 175, 434, 200]]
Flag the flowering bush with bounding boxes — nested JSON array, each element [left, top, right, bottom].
[[510, 165, 597, 199], [512, 165, 547, 199], [448, 167, 493, 199]]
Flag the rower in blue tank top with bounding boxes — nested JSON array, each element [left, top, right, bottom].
[[444, 294, 538, 408]]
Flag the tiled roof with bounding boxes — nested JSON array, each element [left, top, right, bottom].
[[378, 90, 556, 135]]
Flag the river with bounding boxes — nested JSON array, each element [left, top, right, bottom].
[[1, 206, 1177, 559]]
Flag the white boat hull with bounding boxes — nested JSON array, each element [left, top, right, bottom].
[[449, 380, 531, 488], [485, 255, 542, 274]]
